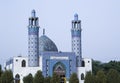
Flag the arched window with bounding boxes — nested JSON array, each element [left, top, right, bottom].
[[53, 62, 66, 77], [21, 60, 26, 67], [15, 74, 20, 83], [81, 73, 84, 80], [81, 60, 85, 67]]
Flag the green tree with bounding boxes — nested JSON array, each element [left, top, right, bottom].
[[69, 73, 79, 83], [84, 72, 95, 83], [0, 65, 2, 77], [92, 60, 102, 75], [33, 70, 44, 83], [44, 76, 51, 83], [50, 73, 61, 83], [0, 64, 2, 83], [107, 69, 120, 83], [0, 70, 13, 83], [23, 73, 33, 83], [96, 70, 107, 83], [92, 60, 120, 75]]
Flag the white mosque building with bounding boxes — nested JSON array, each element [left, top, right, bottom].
[[5, 10, 92, 83]]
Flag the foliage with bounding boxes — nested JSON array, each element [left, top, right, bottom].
[[107, 69, 120, 83], [92, 60, 102, 75], [84, 72, 95, 83], [23, 73, 33, 83], [92, 60, 120, 75], [0, 70, 13, 83], [96, 70, 107, 83], [103, 61, 120, 73], [44, 76, 51, 83], [33, 70, 44, 83], [84, 60, 120, 83], [69, 73, 79, 83], [0, 65, 2, 77], [50, 73, 61, 83]]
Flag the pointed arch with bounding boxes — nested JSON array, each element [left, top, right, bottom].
[[53, 62, 66, 76], [21, 60, 26, 67], [81, 60, 85, 67], [81, 73, 84, 80], [15, 74, 20, 83]]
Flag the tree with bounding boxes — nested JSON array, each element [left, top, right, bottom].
[[92, 60, 120, 75], [23, 73, 33, 83], [0, 64, 2, 82], [33, 70, 44, 83], [44, 76, 51, 83], [0, 65, 2, 77], [96, 70, 107, 83], [107, 69, 120, 83], [0, 70, 13, 83], [84, 72, 95, 83], [92, 60, 102, 75], [69, 73, 79, 83], [50, 73, 61, 83]]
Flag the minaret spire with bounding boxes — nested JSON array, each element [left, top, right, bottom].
[[28, 10, 39, 67], [71, 13, 82, 67], [74, 13, 78, 20], [43, 28, 45, 35], [31, 9, 36, 17]]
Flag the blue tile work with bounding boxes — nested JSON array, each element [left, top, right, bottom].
[[40, 52, 77, 79], [71, 30, 81, 37], [28, 27, 39, 35], [71, 14, 82, 67], [28, 10, 39, 67], [39, 35, 58, 52]]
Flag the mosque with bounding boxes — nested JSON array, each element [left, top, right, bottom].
[[5, 10, 92, 83]]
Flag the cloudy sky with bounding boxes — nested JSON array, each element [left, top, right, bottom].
[[0, 0, 120, 66]]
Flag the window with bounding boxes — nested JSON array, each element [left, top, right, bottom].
[[81, 73, 84, 80], [15, 74, 20, 83], [21, 60, 26, 67], [88, 61, 90, 63], [81, 60, 85, 67], [16, 59, 18, 62]]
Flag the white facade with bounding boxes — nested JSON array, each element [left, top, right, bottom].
[[5, 56, 92, 83], [5, 56, 42, 83], [77, 58, 92, 83]]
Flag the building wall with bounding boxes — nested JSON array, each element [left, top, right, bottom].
[[40, 52, 77, 80], [5, 56, 42, 83], [77, 58, 92, 83], [5, 55, 92, 83]]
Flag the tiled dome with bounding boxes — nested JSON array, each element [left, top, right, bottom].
[[39, 35, 58, 52]]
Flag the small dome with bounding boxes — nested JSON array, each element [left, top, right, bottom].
[[39, 35, 58, 52], [31, 9, 36, 17], [74, 13, 78, 20]]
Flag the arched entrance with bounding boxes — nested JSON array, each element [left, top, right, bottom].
[[53, 62, 66, 83], [15, 74, 20, 83]]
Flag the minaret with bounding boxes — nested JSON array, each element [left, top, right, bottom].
[[71, 14, 82, 67], [28, 10, 39, 67]]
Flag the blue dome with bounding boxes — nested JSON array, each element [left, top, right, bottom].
[[31, 9, 36, 17], [39, 35, 58, 52], [74, 13, 78, 20]]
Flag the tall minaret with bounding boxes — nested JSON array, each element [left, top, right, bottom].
[[28, 10, 39, 67], [71, 14, 82, 67]]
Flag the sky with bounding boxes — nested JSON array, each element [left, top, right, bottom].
[[0, 0, 120, 67]]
